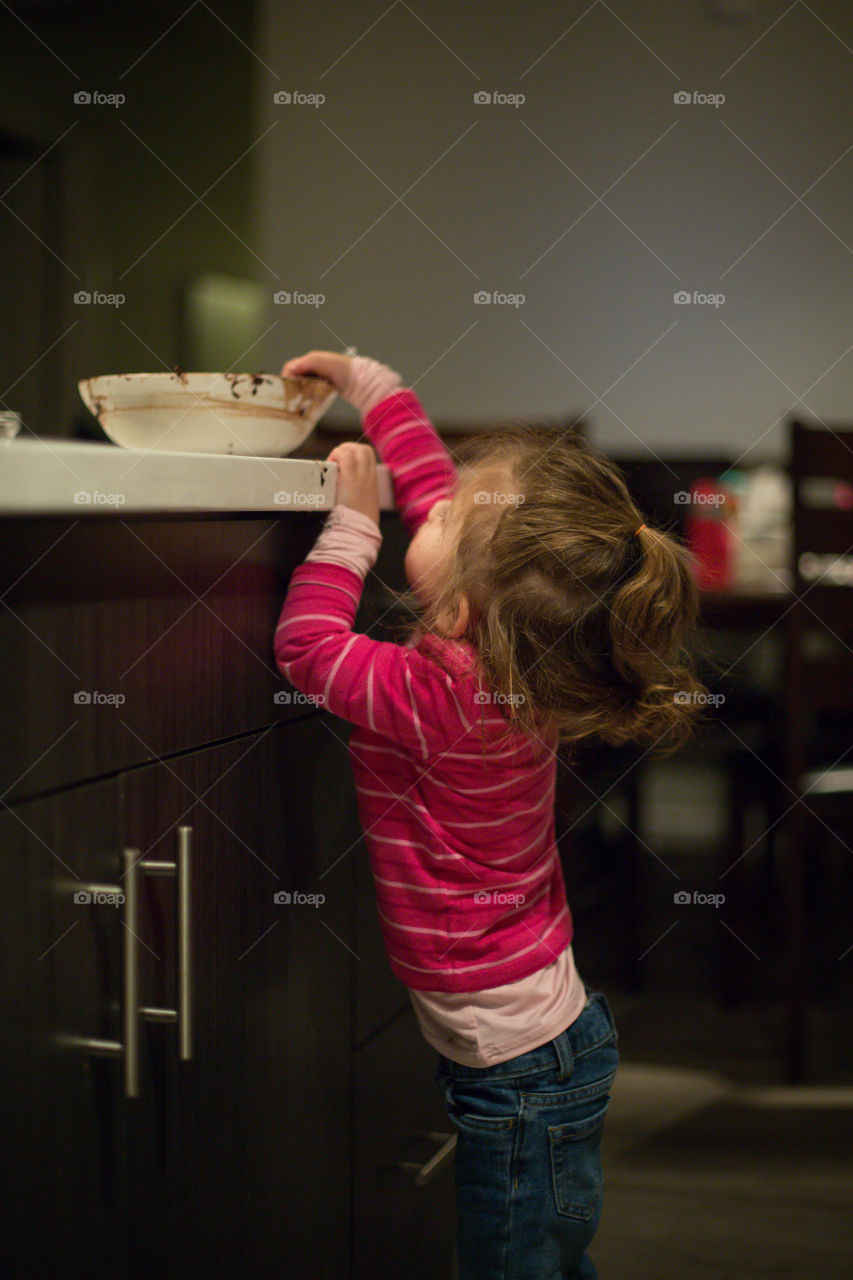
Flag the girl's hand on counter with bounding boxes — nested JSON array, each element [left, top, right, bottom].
[[326, 442, 380, 527], [282, 350, 352, 395]]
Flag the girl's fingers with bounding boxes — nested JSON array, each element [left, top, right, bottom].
[[282, 357, 323, 379], [327, 442, 375, 467], [281, 350, 350, 388]]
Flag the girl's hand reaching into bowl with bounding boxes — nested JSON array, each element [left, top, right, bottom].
[[282, 350, 353, 396], [327, 441, 380, 527], [282, 350, 402, 414]]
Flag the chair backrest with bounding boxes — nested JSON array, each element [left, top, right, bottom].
[[790, 418, 853, 668], [786, 420, 853, 780]]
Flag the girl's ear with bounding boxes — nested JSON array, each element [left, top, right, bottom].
[[446, 595, 470, 638]]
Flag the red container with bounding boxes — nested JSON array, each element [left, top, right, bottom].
[[685, 477, 735, 590]]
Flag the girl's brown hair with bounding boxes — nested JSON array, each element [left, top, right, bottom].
[[393, 425, 707, 753]]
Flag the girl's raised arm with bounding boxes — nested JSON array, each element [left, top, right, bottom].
[[282, 351, 457, 537]]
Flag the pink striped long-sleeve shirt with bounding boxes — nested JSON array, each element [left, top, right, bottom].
[[274, 388, 574, 994]]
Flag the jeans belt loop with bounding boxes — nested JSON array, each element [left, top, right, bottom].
[[552, 1028, 574, 1081]]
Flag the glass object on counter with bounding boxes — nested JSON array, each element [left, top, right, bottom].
[[728, 465, 792, 591], [0, 411, 22, 440]]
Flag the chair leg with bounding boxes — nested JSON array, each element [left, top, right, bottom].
[[620, 767, 644, 994], [784, 801, 809, 1082], [716, 773, 749, 1006]]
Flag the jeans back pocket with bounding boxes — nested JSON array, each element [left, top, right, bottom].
[[548, 1097, 609, 1221]]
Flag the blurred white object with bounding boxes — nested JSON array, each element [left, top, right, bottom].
[[729, 465, 792, 590], [78, 370, 337, 457], [0, 411, 22, 440], [182, 274, 269, 373]]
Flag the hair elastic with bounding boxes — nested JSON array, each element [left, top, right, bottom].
[[635, 523, 646, 535]]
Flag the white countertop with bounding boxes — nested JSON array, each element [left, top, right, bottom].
[[0, 437, 395, 516]]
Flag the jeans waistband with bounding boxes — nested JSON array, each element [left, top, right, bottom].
[[437, 988, 615, 1084]]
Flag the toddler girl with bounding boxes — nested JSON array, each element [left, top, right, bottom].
[[274, 351, 704, 1280]]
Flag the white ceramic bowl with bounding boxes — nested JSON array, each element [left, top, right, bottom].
[[78, 371, 337, 457]]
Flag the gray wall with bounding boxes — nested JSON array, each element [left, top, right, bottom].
[[253, 0, 853, 459], [0, 0, 256, 438]]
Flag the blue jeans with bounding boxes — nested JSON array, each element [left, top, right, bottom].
[[433, 988, 619, 1280]]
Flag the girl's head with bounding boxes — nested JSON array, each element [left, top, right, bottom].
[[401, 426, 706, 751]]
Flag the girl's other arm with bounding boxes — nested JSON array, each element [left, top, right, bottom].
[[282, 351, 457, 538], [273, 439, 457, 757], [273, 519, 457, 759]]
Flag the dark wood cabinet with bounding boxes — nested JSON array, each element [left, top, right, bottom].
[[0, 515, 324, 803], [353, 1009, 457, 1280], [1, 776, 130, 1280], [119, 718, 357, 1279], [1, 511, 455, 1278]]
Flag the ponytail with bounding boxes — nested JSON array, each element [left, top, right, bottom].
[[604, 523, 704, 749]]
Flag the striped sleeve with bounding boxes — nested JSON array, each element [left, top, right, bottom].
[[274, 560, 461, 757], [361, 388, 458, 537]]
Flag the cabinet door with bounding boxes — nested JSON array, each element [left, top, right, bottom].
[[257, 712, 358, 1277], [0, 777, 130, 1280], [353, 1009, 457, 1280], [0, 514, 326, 801], [120, 714, 357, 1279]]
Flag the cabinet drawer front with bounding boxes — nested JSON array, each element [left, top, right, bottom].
[[0, 515, 323, 800], [117, 720, 356, 1279], [353, 1010, 457, 1280], [1, 777, 130, 1280]]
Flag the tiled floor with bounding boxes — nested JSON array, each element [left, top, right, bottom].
[[594, 1059, 853, 1279], [569, 829, 853, 1277]]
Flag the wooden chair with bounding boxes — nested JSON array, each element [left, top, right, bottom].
[[782, 419, 853, 1080], [604, 455, 785, 1002]]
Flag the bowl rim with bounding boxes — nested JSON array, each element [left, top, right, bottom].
[[78, 370, 333, 390]]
